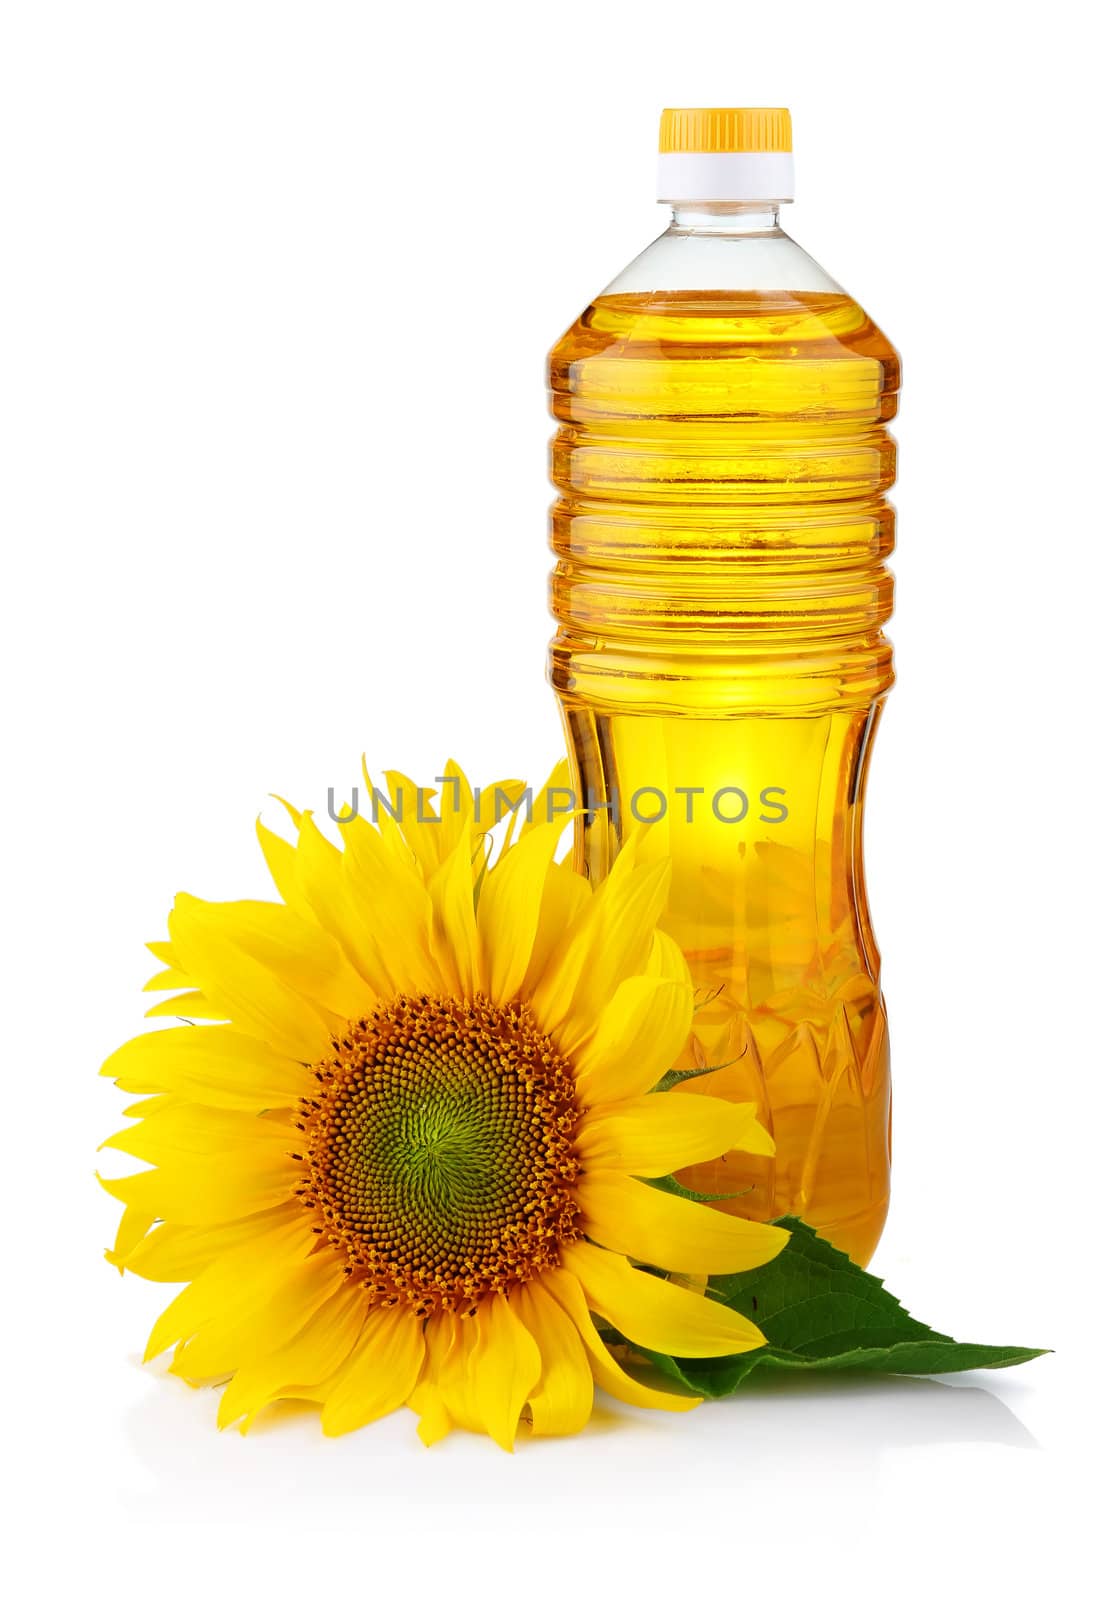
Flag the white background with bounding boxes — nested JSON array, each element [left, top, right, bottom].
[[2, 1, 1102, 1594]]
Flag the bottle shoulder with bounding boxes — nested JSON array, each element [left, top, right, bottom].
[[549, 226, 899, 386], [601, 223, 843, 298], [550, 289, 899, 402]]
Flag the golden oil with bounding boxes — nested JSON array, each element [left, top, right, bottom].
[[549, 258, 899, 1265]]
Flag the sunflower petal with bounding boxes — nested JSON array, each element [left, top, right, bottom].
[[474, 778, 528, 836], [476, 820, 567, 1004], [520, 862, 591, 995], [467, 1294, 542, 1453], [100, 1025, 309, 1111], [167, 895, 335, 1060], [516, 1278, 594, 1436], [428, 832, 480, 997], [530, 845, 663, 1045], [320, 1305, 427, 1436], [647, 927, 691, 985], [560, 859, 672, 1053], [577, 1170, 788, 1275], [143, 964, 195, 992], [562, 1239, 766, 1357], [145, 990, 228, 1021], [290, 812, 386, 991], [520, 759, 572, 837], [379, 769, 442, 877], [101, 1103, 299, 1164], [438, 758, 477, 856], [577, 1094, 775, 1175], [98, 1143, 294, 1228], [107, 1206, 156, 1272], [112, 1204, 302, 1282], [572, 975, 693, 1106], [141, 1208, 318, 1360], [170, 895, 369, 1023], [411, 1312, 472, 1441], [255, 816, 305, 913], [541, 1267, 699, 1412], [217, 1283, 367, 1432], [340, 812, 442, 994], [170, 1248, 346, 1382], [409, 1382, 453, 1448], [566, 1235, 765, 1350]]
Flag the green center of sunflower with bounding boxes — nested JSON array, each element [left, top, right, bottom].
[[297, 995, 582, 1315]]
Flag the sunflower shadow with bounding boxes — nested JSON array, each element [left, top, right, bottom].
[[119, 1357, 1036, 1521], [653, 1367, 1037, 1453], [515, 1366, 1038, 1462]]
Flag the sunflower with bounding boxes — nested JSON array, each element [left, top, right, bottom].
[[100, 762, 785, 1449]]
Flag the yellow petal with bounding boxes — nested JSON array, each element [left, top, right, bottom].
[[143, 963, 195, 992], [572, 975, 693, 1106], [100, 1025, 309, 1111], [168, 895, 335, 1060], [170, 1248, 346, 1382], [101, 1103, 300, 1165], [648, 927, 691, 985], [112, 1204, 302, 1282], [321, 1304, 427, 1436], [378, 768, 443, 877], [217, 1283, 367, 1432], [563, 860, 672, 1052], [541, 1267, 699, 1412], [145, 990, 228, 1021], [438, 757, 477, 855], [476, 820, 566, 1004], [528, 846, 639, 1037], [255, 816, 305, 914], [577, 1094, 775, 1175], [520, 862, 591, 996], [466, 1293, 542, 1453], [172, 895, 369, 1023], [119, 1093, 174, 1118], [578, 1170, 788, 1275], [292, 813, 389, 1000], [519, 758, 572, 836], [428, 832, 480, 997], [516, 1278, 594, 1436], [409, 1381, 452, 1448], [411, 1312, 472, 1442], [99, 1143, 294, 1228], [474, 778, 528, 836], [562, 1239, 767, 1357], [340, 812, 442, 994], [532, 850, 672, 1053], [106, 1205, 156, 1272], [142, 1207, 317, 1360]]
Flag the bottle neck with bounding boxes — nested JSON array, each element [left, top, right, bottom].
[[667, 201, 784, 235]]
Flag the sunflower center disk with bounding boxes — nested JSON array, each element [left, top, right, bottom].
[[298, 995, 582, 1314]]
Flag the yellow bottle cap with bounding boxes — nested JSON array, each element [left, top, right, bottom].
[[659, 107, 792, 155], [656, 108, 795, 203]]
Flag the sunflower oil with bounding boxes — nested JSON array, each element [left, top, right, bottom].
[[548, 109, 899, 1264]]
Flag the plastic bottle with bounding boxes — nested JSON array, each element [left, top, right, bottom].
[[548, 108, 899, 1264]]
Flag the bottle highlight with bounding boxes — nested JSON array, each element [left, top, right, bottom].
[[548, 108, 899, 1264]]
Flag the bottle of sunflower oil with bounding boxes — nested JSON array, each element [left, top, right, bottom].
[[548, 108, 899, 1265]]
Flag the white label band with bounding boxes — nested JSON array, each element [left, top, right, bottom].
[[657, 151, 795, 203]]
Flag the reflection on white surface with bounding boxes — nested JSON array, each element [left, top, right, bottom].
[[120, 1359, 1036, 1523]]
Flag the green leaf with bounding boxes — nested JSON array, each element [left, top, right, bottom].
[[651, 1060, 724, 1094], [638, 1216, 1049, 1397], [643, 1173, 750, 1205]]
